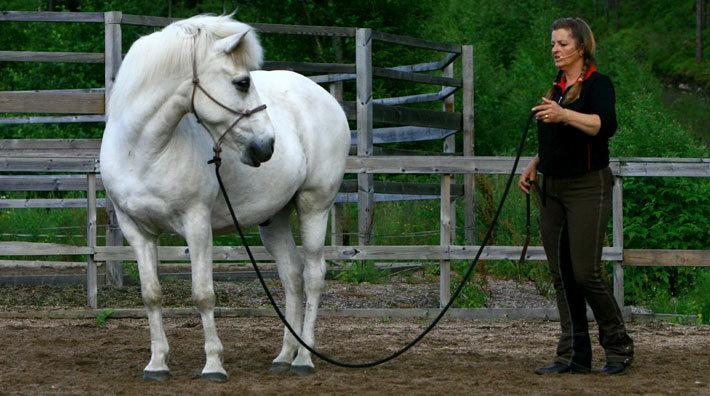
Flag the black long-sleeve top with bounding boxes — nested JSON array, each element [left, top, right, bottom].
[[537, 70, 618, 177]]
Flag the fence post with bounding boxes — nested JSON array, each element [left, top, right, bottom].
[[612, 176, 624, 309], [439, 63, 455, 307], [86, 173, 98, 309], [462, 45, 475, 245], [104, 11, 124, 286], [329, 35, 346, 250], [356, 28, 374, 246]]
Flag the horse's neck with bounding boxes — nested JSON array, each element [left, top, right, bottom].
[[109, 80, 192, 157]]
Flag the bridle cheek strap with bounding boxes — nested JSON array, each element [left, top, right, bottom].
[[189, 32, 267, 165]]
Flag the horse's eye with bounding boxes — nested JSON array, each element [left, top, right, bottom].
[[233, 76, 250, 93]]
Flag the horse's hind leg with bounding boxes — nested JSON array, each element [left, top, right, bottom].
[[114, 211, 170, 381], [259, 209, 305, 373], [183, 212, 227, 382], [290, 198, 331, 376]]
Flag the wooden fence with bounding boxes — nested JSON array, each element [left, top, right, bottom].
[[1, 11, 708, 316]]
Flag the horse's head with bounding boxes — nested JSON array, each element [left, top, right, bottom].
[[187, 16, 275, 167]]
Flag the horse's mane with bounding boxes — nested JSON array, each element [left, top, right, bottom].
[[108, 14, 263, 117]]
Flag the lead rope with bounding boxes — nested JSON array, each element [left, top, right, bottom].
[[209, 111, 536, 369]]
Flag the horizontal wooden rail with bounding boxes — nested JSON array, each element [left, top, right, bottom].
[[0, 50, 104, 63], [0, 89, 104, 114], [342, 103, 462, 130], [7, 243, 706, 268], [1, 158, 99, 172], [0, 242, 91, 256], [0, 198, 106, 209], [0, 175, 103, 191], [0, 115, 105, 124], [0, 11, 104, 23], [623, 249, 710, 267], [91, 245, 624, 262]]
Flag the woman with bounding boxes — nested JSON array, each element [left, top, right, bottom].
[[519, 17, 634, 375]]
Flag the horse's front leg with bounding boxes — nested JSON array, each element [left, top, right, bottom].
[[184, 212, 227, 382], [115, 211, 170, 381]]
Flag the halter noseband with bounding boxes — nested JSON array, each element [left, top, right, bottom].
[[190, 31, 267, 165]]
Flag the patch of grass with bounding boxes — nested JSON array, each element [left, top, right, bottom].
[[95, 308, 114, 327], [337, 261, 389, 284]]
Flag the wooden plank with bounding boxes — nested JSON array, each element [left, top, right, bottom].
[[0, 51, 104, 63], [251, 23, 356, 37], [0, 153, 706, 180], [616, 158, 710, 177], [93, 245, 626, 262], [371, 30, 461, 53], [342, 102, 462, 130], [346, 156, 479, 174], [308, 74, 355, 84], [263, 61, 353, 74], [0, 11, 104, 23], [1, 157, 98, 172], [374, 104, 461, 130], [0, 139, 102, 151], [373, 66, 461, 87], [0, 198, 107, 209], [0, 175, 104, 191], [462, 45, 475, 245], [0, 89, 105, 114], [0, 306, 698, 321], [388, 53, 460, 73], [86, 173, 98, 308], [623, 249, 710, 267], [439, 62, 455, 308], [340, 180, 464, 196], [335, 193, 438, 203], [356, 28, 375, 246], [119, 13, 176, 27], [105, 197, 124, 287], [373, 86, 459, 106], [368, 126, 456, 144], [104, 11, 123, 100], [0, 242, 91, 256], [0, 115, 105, 124], [0, 260, 86, 269]]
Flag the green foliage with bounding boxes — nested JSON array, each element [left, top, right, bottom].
[[95, 308, 114, 327], [641, 269, 710, 324], [451, 264, 488, 308], [123, 262, 140, 283], [336, 261, 388, 284]]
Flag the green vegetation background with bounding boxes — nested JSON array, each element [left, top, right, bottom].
[[0, 0, 708, 320]]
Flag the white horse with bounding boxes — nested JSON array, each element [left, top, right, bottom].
[[100, 15, 350, 381]]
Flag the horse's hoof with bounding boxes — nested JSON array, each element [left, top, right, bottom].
[[290, 365, 315, 376], [269, 362, 291, 374], [143, 370, 171, 382], [202, 372, 229, 382]]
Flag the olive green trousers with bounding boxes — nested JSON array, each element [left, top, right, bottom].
[[537, 167, 633, 369]]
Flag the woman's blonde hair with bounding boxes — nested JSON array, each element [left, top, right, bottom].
[[545, 17, 596, 104]]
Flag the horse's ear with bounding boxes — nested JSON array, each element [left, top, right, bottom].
[[214, 30, 249, 55]]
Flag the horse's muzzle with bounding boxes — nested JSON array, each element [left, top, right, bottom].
[[246, 137, 275, 167]]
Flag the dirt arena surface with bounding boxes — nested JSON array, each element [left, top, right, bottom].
[[0, 315, 707, 395]]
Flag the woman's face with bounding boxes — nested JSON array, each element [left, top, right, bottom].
[[551, 28, 582, 70]]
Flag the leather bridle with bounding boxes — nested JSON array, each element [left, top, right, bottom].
[[189, 31, 267, 164]]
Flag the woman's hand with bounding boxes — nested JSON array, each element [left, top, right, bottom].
[[532, 97, 568, 124], [518, 156, 539, 194]]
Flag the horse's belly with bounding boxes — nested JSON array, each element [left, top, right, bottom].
[[210, 181, 299, 229]]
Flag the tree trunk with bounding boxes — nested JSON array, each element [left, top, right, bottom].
[[697, 0, 706, 63]]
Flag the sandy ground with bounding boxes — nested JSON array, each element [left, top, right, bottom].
[[0, 316, 707, 395]]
